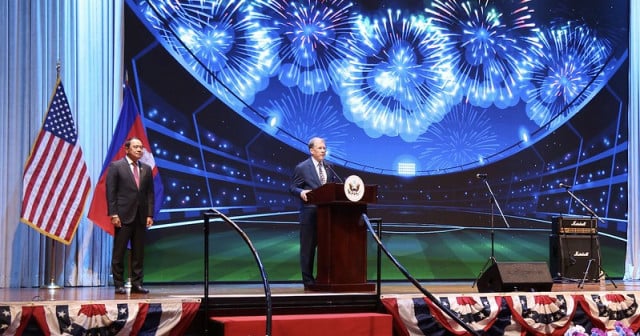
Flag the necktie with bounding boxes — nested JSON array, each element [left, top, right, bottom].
[[318, 162, 326, 185], [132, 162, 140, 187]]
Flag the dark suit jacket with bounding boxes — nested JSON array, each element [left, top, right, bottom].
[[289, 158, 339, 205], [106, 157, 155, 224], [289, 157, 340, 282]]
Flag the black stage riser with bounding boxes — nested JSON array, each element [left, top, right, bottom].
[[203, 293, 379, 316], [188, 293, 381, 335]]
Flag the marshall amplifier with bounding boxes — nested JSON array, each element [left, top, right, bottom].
[[549, 234, 601, 281], [551, 216, 597, 235]]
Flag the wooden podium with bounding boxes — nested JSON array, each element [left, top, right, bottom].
[[306, 183, 377, 292]]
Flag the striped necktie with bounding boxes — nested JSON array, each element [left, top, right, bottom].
[[318, 162, 326, 184]]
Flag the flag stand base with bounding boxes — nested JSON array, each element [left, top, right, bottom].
[[41, 278, 63, 289]]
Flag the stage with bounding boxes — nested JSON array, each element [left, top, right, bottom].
[[1, 279, 639, 335]]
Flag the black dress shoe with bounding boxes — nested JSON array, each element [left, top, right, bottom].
[[131, 285, 149, 294], [114, 287, 127, 294]]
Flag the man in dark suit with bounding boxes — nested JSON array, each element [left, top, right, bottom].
[[107, 137, 155, 295], [289, 137, 339, 289]]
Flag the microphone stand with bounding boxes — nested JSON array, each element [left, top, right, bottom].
[[472, 176, 511, 289], [561, 185, 617, 289], [323, 161, 344, 184]]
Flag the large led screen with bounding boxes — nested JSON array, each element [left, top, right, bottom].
[[124, 0, 629, 282]]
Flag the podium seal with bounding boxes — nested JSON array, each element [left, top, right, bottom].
[[344, 175, 365, 202]]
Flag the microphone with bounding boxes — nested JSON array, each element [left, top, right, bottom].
[[559, 183, 572, 189], [323, 161, 344, 183], [475, 173, 487, 179]]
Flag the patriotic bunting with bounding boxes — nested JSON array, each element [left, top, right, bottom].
[[383, 292, 640, 336], [0, 299, 198, 336]]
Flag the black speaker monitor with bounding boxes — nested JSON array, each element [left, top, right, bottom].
[[477, 262, 553, 293]]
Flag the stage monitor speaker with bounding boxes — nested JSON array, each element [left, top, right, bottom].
[[549, 234, 600, 281], [477, 262, 553, 293]]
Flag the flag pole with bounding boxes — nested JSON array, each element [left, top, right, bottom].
[[41, 238, 63, 289], [40, 61, 64, 290]]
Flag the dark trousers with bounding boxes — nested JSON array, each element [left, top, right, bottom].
[[299, 206, 317, 284], [111, 210, 146, 287]]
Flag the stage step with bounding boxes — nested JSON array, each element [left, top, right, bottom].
[[210, 312, 392, 336]]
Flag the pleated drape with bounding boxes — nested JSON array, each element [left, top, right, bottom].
[[0, 0, 123, 287], [625, 0, 640, 280]]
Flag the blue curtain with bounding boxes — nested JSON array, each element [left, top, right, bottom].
[[625, 0, 640, 279], [0, 0, 123, 287]]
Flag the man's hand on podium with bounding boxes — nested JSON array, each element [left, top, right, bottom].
[[300, 189, 311, 202]]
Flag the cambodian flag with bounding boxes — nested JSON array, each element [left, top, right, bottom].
[[87, 83, 164, 235]]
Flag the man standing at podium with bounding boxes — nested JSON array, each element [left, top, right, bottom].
[[290, 137, 339, 289]]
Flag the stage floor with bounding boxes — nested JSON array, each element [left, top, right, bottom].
[[0, 279, 635, 302]]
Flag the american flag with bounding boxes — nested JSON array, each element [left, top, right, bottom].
[[20, 79, 91, 245]]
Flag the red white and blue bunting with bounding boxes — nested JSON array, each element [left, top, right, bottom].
[[0, 299, 199, 336], [382, 292, 640, 336]]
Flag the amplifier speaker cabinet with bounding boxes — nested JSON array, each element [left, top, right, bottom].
[[549, 234, 601, 281]]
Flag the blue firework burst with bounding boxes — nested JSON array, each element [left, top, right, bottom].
[[253, 0, 359, 95], [414, 103, 499, 170], [138, 0, 279, 111], [338, 9, 456, 142], [258, 90, 348, 158], [524, 22, 613, 126], [425, 0, 539, 109]]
